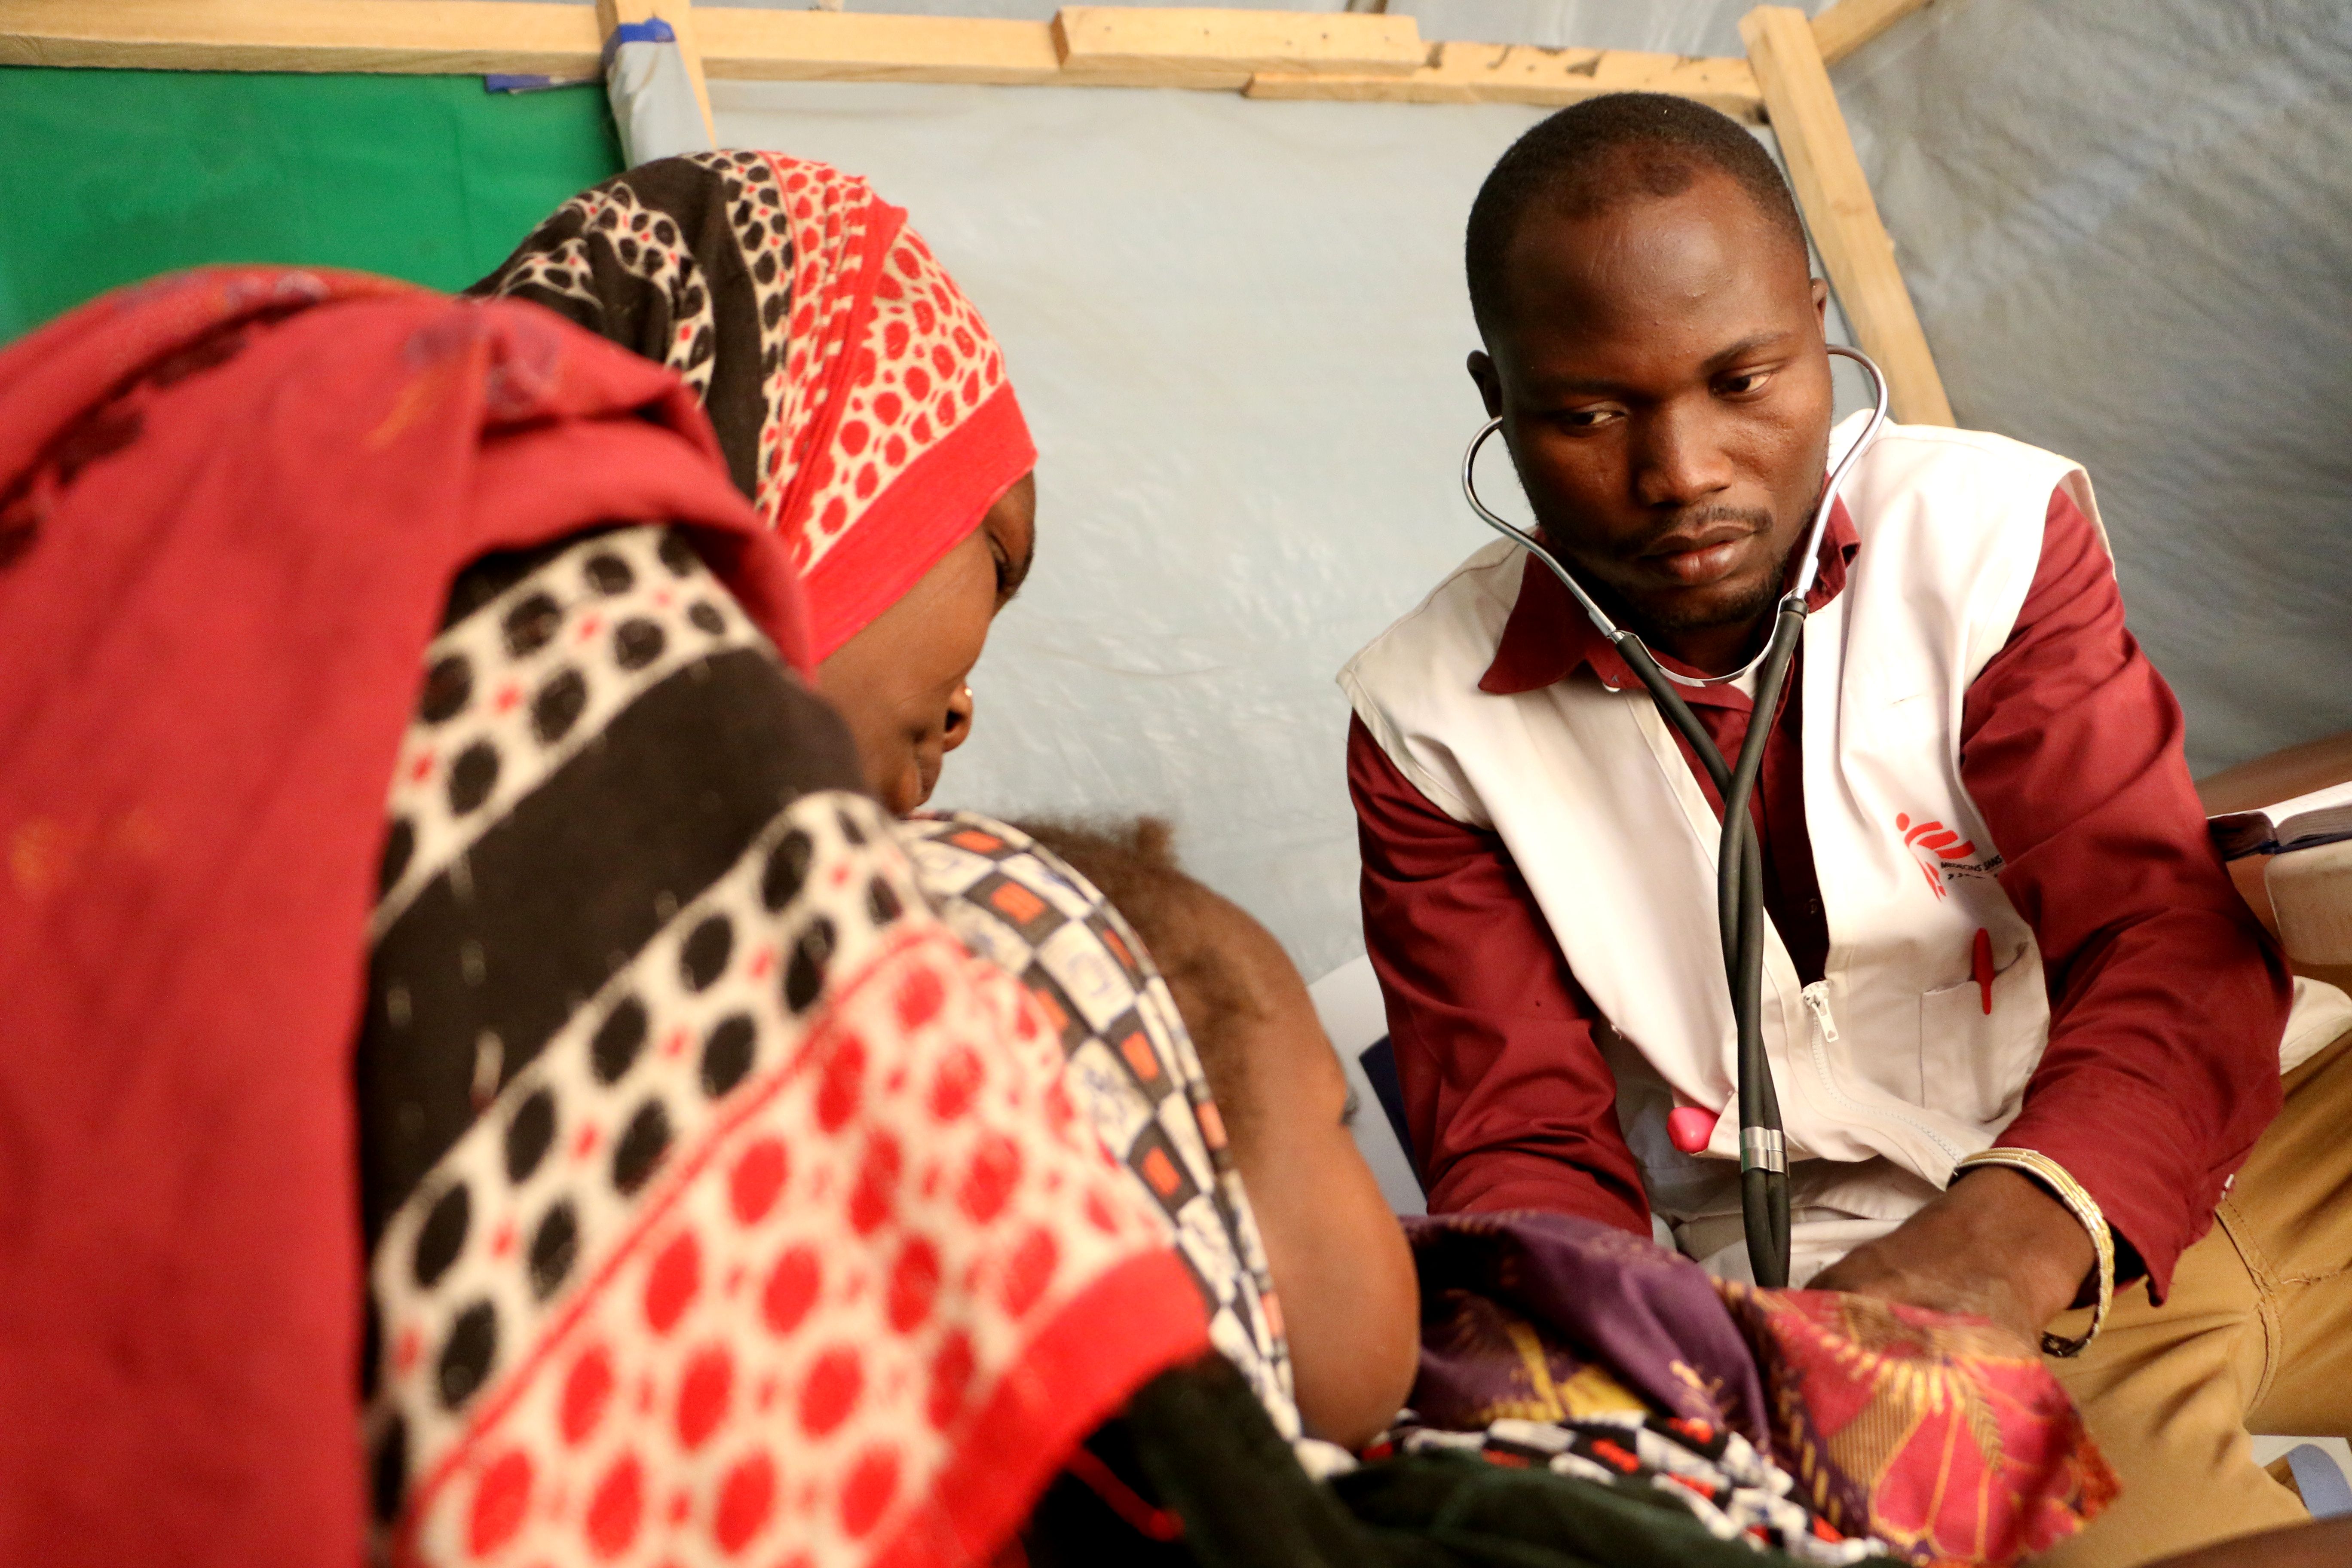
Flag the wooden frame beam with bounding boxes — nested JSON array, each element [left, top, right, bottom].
[[695, 10, 1062, 86], [1057, 6, 1424, 84], [1249, 43, 1760, 119], [0, 1, 1755, 113], [0, 0, 602, 76], [0, 0, 1936, 105], [1742, 4, 1953, 424]]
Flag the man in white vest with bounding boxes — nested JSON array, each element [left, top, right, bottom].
[[1344, 94, 2352, 1566]]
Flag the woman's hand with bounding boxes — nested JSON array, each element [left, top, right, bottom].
[[1808, 1166, 2095, 1351]]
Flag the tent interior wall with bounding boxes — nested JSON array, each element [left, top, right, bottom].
[[5, 0, 2345, 985]]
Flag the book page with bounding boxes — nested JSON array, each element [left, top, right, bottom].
[[2265, 776, 2352, 827]]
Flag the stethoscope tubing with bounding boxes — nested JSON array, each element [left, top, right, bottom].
[[1458, 344, 1892, 1286]]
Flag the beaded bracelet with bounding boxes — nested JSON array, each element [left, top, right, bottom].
[[1952, 1146, 2114, 1358]]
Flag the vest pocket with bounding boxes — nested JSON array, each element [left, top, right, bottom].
[[1918, 948, 2039, 1127]]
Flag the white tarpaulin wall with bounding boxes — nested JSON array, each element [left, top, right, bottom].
[[715, 80, 1553, 981], [712, 78, 1871, 980]]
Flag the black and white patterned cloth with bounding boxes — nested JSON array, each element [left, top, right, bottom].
[[1371, 1414, 1886, 1564], [900, 812, 1302, 1442], [358, 522, 875, 1522]]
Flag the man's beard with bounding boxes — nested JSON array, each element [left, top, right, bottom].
[[1545, 504, 1795, 638], [1641, 536, 1790, 634]]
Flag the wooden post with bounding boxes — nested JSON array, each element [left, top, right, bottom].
[[1741, 4, 1953, 426], [597, 0, 717, 147]]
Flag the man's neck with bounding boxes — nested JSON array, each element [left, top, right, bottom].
[[1644, 612, 1776, 678], [1543, 530, 1792, 680]]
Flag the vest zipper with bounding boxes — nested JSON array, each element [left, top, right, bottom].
[[1801, 982, 1840, 1042]]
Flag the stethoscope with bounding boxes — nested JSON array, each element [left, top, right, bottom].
[[1460, 344, 1890, 1288]]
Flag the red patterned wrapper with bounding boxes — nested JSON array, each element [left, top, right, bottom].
[[1715, 1283, 2119, 1568]]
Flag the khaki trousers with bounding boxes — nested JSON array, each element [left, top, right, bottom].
[[2035, 1033, 2352, 1567]]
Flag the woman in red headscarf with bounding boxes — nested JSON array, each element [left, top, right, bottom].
[[469, 150, 1035, 815], [466, 156, 1327, 1456], [340, 156, 1220, 1567]]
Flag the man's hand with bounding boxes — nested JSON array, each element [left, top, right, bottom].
[[1808, 1166, 2095, 1350]]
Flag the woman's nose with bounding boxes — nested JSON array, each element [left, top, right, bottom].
[[941, 682, 975, 754]]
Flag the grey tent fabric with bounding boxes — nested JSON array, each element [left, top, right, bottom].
[[1834, 0, 2352, 774]]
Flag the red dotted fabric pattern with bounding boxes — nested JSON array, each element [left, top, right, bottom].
[[473, 152, 1032, 662], [374, 795, 1206, 1567]]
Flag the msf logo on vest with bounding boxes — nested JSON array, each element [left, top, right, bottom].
[[1896, 812, 2002, 899]]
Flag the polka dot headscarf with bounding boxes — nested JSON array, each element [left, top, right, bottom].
[[473, 151, 1036, 660]]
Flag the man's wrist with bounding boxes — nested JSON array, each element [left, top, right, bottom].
[[1948, 1159, 2106, 1347], [1809, 1161, 2101, 1351]]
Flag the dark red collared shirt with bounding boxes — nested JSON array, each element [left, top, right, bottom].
[[1349, 487, 2289, 1298]]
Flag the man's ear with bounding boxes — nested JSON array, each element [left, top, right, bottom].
[[1811, 276, 1829, 332], [1466, 349, 1504, 419]]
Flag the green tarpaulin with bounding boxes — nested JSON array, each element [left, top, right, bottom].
[[0, 66, 622, 343]]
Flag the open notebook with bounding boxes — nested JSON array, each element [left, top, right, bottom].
[[2209, 778, 2352, 860]]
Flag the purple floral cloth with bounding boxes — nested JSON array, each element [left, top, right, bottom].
[[1406, 1210, 1769, 1445]]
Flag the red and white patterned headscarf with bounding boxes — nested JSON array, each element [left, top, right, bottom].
[[474, 151, 1035, 661]]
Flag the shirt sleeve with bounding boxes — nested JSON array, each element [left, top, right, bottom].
[[1348, 714, 1654, 1233], [1960, 487, 2291, 1301]]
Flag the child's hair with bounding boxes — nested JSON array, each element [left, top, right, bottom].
[[1014, 817, 1260, 1126]]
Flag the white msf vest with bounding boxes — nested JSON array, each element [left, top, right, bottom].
[[1344, 417, 2349, 1276]]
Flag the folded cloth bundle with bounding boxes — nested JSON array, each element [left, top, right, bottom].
[[1402, 1214, 2116, 1568], [1409, 1210, 1770, 1440], [1715, 1283, 2120, 1567], [1403, 1213, 1885, 1564]]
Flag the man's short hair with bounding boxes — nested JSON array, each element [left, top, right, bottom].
[[1465, 92, 1808, 335]]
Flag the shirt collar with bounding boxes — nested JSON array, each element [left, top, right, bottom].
[[1477, 498, 1859, 696]]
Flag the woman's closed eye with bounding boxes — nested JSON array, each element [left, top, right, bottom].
[[984, 473, 1038, 607]]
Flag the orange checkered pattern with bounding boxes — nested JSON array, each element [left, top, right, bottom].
[[899, 812, 1299, 1441]]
